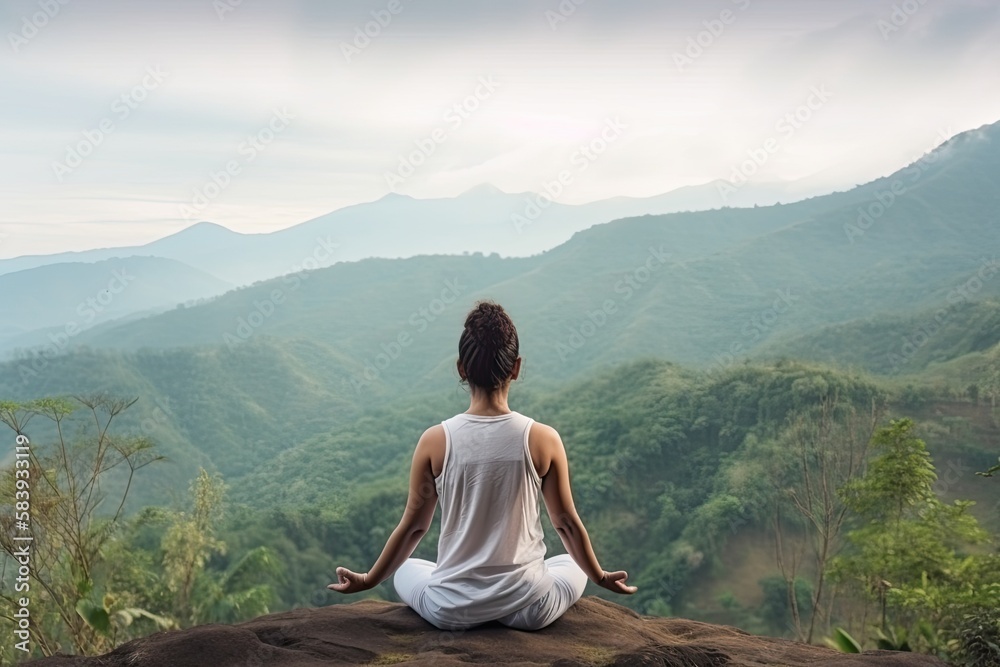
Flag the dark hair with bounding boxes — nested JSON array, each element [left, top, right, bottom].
[[458, 301, 519, 392]]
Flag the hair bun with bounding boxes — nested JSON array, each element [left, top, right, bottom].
[[458, 301, 519, 391], [467, 303, 506, 339]]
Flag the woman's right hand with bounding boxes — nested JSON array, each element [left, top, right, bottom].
[[327, 567, 371, 594], [597, 570, 638, 594]]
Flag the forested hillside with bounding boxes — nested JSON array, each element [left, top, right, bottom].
[[2, 123, 998, 511], [4, 358, 997, 662], [47, 122, 1000, 375], [758, 299, 1000, 375], [1, 123, 998, 665]]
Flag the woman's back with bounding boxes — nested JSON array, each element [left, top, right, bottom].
[[425, 411, 554, 625]]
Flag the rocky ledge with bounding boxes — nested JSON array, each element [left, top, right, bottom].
[[28, 596, 947, 666]]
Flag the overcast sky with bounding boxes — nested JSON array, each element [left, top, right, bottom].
[[1, 0, 999, 258]]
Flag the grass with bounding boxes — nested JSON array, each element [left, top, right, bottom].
[[572, 646, 618, 666], [366, 654, 414, 665]]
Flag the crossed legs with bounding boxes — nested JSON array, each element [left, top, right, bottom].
[[393, 554, 588, 631]]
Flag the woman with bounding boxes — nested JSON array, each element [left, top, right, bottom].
[[328, 301, 636, 631]]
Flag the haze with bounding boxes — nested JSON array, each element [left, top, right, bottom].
[[1, 0, 999, 257]]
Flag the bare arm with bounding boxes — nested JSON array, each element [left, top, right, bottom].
[[535, 423, 637, 595], [328, 426, 441, 593]]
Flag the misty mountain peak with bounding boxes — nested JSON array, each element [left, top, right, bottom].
[[458, 183, 508, 198], [156, 221, 239, 245], [185, 221, 235, 236], [375, 192, 416, 204]]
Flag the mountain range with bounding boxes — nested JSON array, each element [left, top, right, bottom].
[[0, 178, 835, 287], [0, 177, 835, 357], [35, 122, 1000, 376], [1, 120, 998, 507], [0, 257, 233, 355]]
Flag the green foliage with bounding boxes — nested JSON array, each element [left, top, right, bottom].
[[75, 595, 173, 643], [977, 458, 1000, 478], [139, 467, 281, 627], [825, 627, 862, 653], [759, 299, 1000, 377], [0, 404, 278, 660], [838, 418, 937, 523], [161, 469, 229, 623], [957, 607, 1000, 667], [3, 352, 998, 660], [0, 395, 163, 658], [873, 625, 913, 652], [193, 546, 279, 624], [152, 359, 995, 635], [830, 418, 997, 660], [76, 598, 111, 636], [758, 575, 813, 636], [4, 138, 1000, 508]]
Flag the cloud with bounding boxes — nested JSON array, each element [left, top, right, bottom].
[[1, 0, 999, 257]]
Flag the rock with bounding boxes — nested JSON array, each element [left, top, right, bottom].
[[27, 596, 948, 666]]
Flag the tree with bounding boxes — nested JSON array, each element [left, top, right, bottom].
[[0, 395, 164, 658], [758, 574, 813, 636], [160, 468, 278, 626], [831, 418, 990, 653], [767, 389, 884, 642], [161, 469, 227, 623]]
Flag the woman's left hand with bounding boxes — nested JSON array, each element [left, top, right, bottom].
[[327, 567, 371, 594]]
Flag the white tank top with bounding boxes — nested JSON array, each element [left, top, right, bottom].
[[423, 411, 554, 625]]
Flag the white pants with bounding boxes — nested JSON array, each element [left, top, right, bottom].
[[393, 554, 588, 631]]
